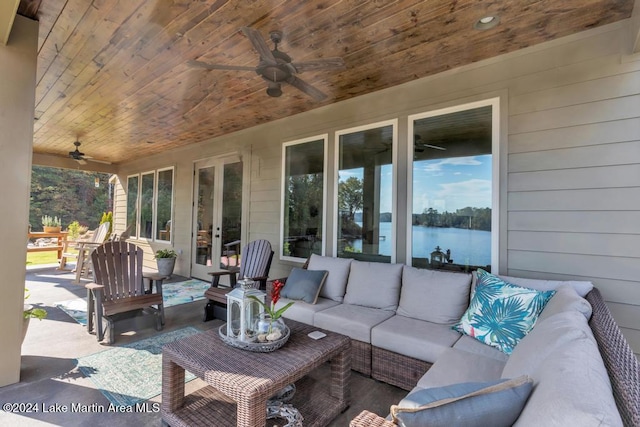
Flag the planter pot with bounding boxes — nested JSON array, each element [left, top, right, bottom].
[[43, 226, 61, 233], [156, 257, 176, 277]]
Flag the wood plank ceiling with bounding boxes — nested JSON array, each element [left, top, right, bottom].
[[17, 0, 634, 166]]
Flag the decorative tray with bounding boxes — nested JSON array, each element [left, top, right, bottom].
[[218, 324, 290, 353]]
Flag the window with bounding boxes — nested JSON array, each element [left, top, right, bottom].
[[126, 167, 174, 241], [408, 99, 498, 271], [156, 168, 174, 242], [281, 136, 327, 260], [140, 172, 154, 239], [126, 176, 139, 238], [335, 121, 396, 263]]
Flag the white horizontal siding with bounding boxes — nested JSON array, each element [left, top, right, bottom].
[[508, 211, 640, 234], [509, 140, 640, 173], [509, 188, 640, 211], [509, 164, 640, 191], [509, 117, 640, 153], [508, 231, 640, 258]]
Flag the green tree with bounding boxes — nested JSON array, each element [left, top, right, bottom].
[[338, 176, 363, 221], [30, 166, 112, 231]]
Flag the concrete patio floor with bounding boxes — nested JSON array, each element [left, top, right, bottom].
[[0, 266, 405, 426]]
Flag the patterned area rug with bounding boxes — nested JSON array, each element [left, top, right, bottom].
[[55, 278, 210, 325], [76, 327, 200, 406]]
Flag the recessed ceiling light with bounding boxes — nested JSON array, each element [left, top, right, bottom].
[[474, 15, 500, 30]]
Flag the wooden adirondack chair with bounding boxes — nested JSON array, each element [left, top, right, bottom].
[[203, 239, 274, 322], [85, 241, 166, 344], [59, 222, 111, 284]]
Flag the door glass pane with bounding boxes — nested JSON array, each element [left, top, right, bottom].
[[126, 176, 138, 238], [338, 124, 393, 263], [156, 168, 173, 241], [283, 139, 324, 259], [196, 167, 214, 266], [140, 173, 155, 239], [220, 162, 243, 269], [412, 105, 492, 271]]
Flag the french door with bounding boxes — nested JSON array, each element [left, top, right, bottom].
[[191, 156, 243, 282]]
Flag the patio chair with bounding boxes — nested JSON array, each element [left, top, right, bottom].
[[59, 222, 110, 284], [203, 239, 274, 321], [85, 241, 166, 344]]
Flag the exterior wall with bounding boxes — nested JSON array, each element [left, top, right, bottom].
[[0, 15, 38, 386], [114, 20, 640, 355]]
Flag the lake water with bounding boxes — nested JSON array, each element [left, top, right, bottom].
[[350, 222, 491, 267]]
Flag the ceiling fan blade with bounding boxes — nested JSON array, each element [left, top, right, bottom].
[[291, 58, 345, 72], [87, 158, 112, 165], [286, 76, 328, 101], [75, 158, 87, 165], [188, 60, 255, 71], [241, 26, 277, 65], [424, 144, 446, 151]]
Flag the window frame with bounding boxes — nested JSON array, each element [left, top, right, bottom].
[[406, 98, 500, 270], [333, 119, 398, 262], [280, 134, 328, 262], [126, 166, 175, 243]]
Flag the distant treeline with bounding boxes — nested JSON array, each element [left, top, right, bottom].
[[30, 166, 113, 231], [355, 208, 491, 231], [413, 207, 491, 231]]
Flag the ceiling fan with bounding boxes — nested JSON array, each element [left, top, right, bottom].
[[68, 141, 111, 165], [414, 135, 446, 152], [188, 26, 345, 101]]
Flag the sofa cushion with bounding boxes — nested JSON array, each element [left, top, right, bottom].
[[502, 309, 595, 379], [343, 261, 403, 311], [471, 270, 593, 298], [313, 303, 394, 343], [416, 348, 506, 389], [371, 315, 461, 364], [276, 296, 340, 325], [452, 335, 509, 362], [509, 335, 623, 426], [306, 254, 352, 302], [398, 266, 471, 324], [538, 283, 592, 322], [453, 269, 555, 355], [391, 376, 533, 427], [281, 268, 328, 304]]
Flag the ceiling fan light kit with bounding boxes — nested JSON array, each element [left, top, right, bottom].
[[190, 26, 345, 101]]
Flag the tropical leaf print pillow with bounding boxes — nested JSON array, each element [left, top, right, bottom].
[[453, 269, 555, 355]]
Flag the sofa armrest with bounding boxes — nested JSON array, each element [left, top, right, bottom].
[[587, 288, 640, 427], [349, 410, 395, 427]]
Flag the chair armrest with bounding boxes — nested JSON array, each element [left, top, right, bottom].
[[85, 283, 104, 291], [349, 411, 395, 427]]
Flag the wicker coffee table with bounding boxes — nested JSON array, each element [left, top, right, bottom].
[[161, 320, 351, 427]]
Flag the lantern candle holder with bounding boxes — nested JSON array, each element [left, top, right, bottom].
[[225, 277, 264, 342]]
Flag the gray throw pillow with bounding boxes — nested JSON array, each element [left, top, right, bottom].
[[391, 376, 533, 427], [281, 268, 328, 304]]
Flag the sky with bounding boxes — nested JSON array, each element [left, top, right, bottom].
[[339, 154, 492, 214]]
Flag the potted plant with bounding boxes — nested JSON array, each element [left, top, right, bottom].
[[23, 288, 47, 343], [155, 248, 178, 277], [41, 215, 62, 233]]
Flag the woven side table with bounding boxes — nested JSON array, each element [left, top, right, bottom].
[[161, 320, 351, 427]]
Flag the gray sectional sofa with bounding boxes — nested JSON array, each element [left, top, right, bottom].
[[274, 254, 640, 426]]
